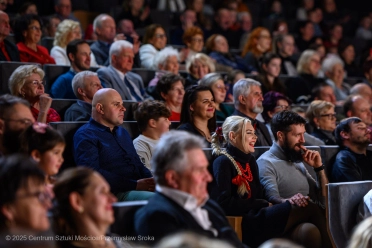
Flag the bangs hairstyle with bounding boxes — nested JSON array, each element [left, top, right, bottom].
[[53, 19, 80, 47], [186, 53, 215, 74], [156, 73, 185, 99], [143, 24, 164, 44], [8, 65, 44, 97], [0, 155, 45, 230], [134, 100, 171, 132], [20, 124, 65, 154], [305, 100, 334, 127], [271, 110, 307, 141], [13, 14, 43, 43]]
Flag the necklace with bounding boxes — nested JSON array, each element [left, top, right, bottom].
[[194, 125, 211, 142]]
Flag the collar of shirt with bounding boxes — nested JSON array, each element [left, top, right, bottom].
[[89, 118, 118, 133], [112, 66, 125, 82]]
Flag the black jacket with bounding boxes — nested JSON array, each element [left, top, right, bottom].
[[0, 39, 20, 62]]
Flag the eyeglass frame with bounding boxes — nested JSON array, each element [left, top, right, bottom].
[[275, 105, 291, 111], [318, 113, 337, 120], [0, 118, 34, 126], [16, 190, 52, 205], [28, 80, 46, 87]]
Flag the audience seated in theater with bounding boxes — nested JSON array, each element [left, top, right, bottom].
[[139, 24, 169, 70], [156, 73, 185, 121], [211, 8, 241, 49], [311, 83, 337, 106], [13, 14, 56, 65], [306, 100, 337, 145], [9, 65, 61, 123], [241, 27, 272, 72], [296, 0, 315, 21], [50, 39, 92, 99], [348, 216, 372, 248], [19, 122, 65, 186], [273, 34, 298, 76], [148, 47, 179, 88], [18, 1, 38, 16], [65, 71, 102, 121], [199, 73, 234, 121], [73, 88, 154, 201], [323, 23, 343, 54], [238, 12, 253, 50], [322, 55, 350, 101], [134, 130, 248, 248], [206, 34, 252, 73], [185, 53, 215, 89], [0, 11, 20, 61], [286, 50, 324, 104], [170, 9, 197, 46], [0, 94, 35, 156], [53, 167, 131, 248], [91, 14, 131, 67], [53, 0, 79, 22], [133, 100, 171, 169], [295, 21, 316, 53], [257, 53, 286, 95], [42, 14, 60, 38], [186, 0, 212, 30], [350, 83, 372, 105], [210, 116, 323, 247], [343, 95, 372, 143], [225, 69, 245, 102], [329, 117, 372, 183], [177, 85, 216, 146], [363, 60, 372, 88], [115, 0, 152, 30], [257, 111, 332, 248], [232, 78, 273, 146], [182, 26, 232, 72], [262, 91, 324, 146], [338, 42, 362, 77], [0, 154, 52, 234], [97, 40, 150, 101]]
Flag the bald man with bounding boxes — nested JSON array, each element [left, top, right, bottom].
[[350, 83, 372, 105], [0, 11, 20, 61], [73, 88, 155, 201]]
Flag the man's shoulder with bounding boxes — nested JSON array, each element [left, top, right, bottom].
[[90, 41, 102, 50], [97, 66, 111, 74], [57, 70, 74, 79], [4, 39, 18, 49], [335, 148, 356, 161]]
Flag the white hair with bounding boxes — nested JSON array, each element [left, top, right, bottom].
[[109, 40, 133, 64], [93, 14, 111, 31], [153, 47, 179, 70], [322, 55, 344, 74], [8, 65, 44, 97], [72, 71, 98, 99], [53, 19, 80, 47], [232, 78, 261, 108]]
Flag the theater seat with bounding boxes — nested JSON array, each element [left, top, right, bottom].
[[326, 181, 372, 248], [51, 99, 78, 121], [111, 200, 148, 236], [131, 68, 156, 88], [43, 64, 70, 93], [226, 216, 242, 241]]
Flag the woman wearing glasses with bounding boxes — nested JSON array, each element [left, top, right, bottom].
[[199, 73, 233, 121], [13, 14, 55, 65], [306, 100, 337, 145], [0, 155, 52, 234], [9, 64, 61, 123]]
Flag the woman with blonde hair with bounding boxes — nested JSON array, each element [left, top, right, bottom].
[[348, 216, 372, 248], [241, 27, 272, 72], [185, 53, 215, 88]]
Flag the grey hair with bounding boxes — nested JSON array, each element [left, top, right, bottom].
[[93, 14, 111, 31], [72, 71, 98, 99], [198, 72, 223, 88], [151, 130, 206, 185], [186, 53, 215, 74], [109, 40, 133, 64], [153, 47, 179, 70], [233, 78, 261, 108], [297, 49, 318, 74], [322, 55, 344, 74], [211, 116, 251, 155], [8, 65, 44, 97], [53, 19, 80, 47], [237, 11, 251, 22]]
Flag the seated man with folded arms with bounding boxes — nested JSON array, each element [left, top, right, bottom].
[[329, 117, 372, 183], [73, 88, 154, 201], [64, 71, 103, 121], [134, 130, 248, 248], [133, 100, 171, 170]]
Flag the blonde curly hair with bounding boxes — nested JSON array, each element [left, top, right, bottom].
[[8, 65, 45, 97], [53, 20, 81, 48]]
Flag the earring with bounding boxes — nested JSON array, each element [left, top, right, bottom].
[[78, 207, 84, 213], [317, 126, 320, 129]]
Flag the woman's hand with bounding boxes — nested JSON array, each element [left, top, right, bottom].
[[38, 94, 52, 113]]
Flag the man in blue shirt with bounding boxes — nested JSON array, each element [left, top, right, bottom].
[[73, 88, 155, 201], [50, 39, 92, 99]]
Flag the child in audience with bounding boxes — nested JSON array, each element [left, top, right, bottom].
[[133, 100, 171, 170], [20, 122, 65, 185]]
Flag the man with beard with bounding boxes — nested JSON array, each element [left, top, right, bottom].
[[257, 111, 328, 208], [50, 39, 92, 99], [232, 78, 272, 146], [329, 117, 372, 183], [0, 94, 35, 156]]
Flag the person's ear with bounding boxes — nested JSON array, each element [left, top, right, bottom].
[[0, 119, 4, 136], [346, 110, 352, 118], [238, 95, 246, 105], [164, 170, 179, 189], [268, 110, 274, 119], [228, 131, 236, 143], [69, 192, 84, 214], [340, 130, 349, 140], [189, 103, 194, 112], [313, 117, 320, 128], [96, 103, 104, 114], [277, 131, 284, 142], [160, 92, 167, 101], [68, 53, 75, 63], [1, 204, 16, 223], [148, 119, 157, 128], [77, 88, 86, 97], [30, 150, 41, 163]]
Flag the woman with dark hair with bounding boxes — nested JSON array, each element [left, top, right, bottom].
[[257, 53, 286, 95], [18, 1, 38, 15], [0, 154, 51, 234], [338, 42, 362, 77], [295, 20, 316, 52], [13, 14, 55, 65], [139, 24, 169, 69], [53, 167, 127, 248], [177, 85, 216, 145]]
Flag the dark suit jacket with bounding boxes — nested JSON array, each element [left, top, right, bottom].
[[134, 192, 247, 248], [90, 40, 110, 66], [0, 39, 21, 61]]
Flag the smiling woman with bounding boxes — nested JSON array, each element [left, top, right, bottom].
[[13, 14, 55, 65]]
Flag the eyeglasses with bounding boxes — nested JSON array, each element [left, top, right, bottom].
[[154, 33, 166, 39], [28, 26, 42, 32], [275, 105, 290, 111], [310, 58, 321, 65], [191, 38, 203, 43], [30, 80, 45, 87], [170, 87, 185, 93], [214, 84, 227, 91], [17, 190, 52, 204], [319, 113, 336, 120], [1, 118, 34, 126]]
